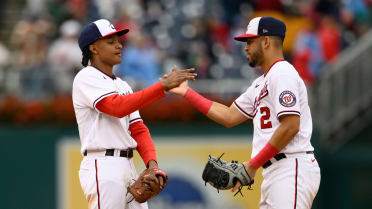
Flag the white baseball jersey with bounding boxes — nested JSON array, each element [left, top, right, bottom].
[[233, 59, 314, 157], [72, 66, 142, 154], [74, 66, 148, 209]]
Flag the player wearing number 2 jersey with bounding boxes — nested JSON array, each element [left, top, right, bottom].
[[170, 16, 320, 209], [234, 60, 314, 157]]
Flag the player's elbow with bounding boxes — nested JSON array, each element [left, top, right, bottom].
[[222, 116, 242, 128], [222, 120, 235, 128], [289, 124, 299, 135], [286, 120, 300, 135]]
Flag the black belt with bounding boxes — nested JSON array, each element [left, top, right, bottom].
[[83, 149, 134, 158], [262, 151, 314, 169]]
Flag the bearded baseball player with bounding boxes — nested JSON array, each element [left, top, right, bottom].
[[73, 19, 196, 209], [170, 16, 321, 208]]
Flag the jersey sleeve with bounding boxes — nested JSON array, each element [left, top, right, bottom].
[[75, 72, 118, 110], [233, 85, 255, 119], [129, 111, 142, 124], [269, 74, 301, 118]]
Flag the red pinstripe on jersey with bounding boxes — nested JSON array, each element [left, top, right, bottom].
[[95, 160, 101, 209], [294, 158, 298, 209]]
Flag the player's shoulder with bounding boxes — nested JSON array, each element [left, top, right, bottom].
[[74, 66, 90, 81], [114, 76, 125, 83], [252, 75, 264, 85], [253, 75, 263, 83], [115, 77, 134, 92], [75, 66, 98, 78], [270, 60, 300, 78], [245, 75, 263, 92], [74, 66, 108, 83]]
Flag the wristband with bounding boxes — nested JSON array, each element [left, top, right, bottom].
[[250, 142, 280, 169], [184, 88, 213, 115]]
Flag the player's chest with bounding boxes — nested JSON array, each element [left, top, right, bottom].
[[252, 80, 271, 112], [251, 81, 277, 130]]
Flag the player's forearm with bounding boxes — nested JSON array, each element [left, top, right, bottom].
[[129, 121, 157, 167], [249, 115, 299, 169], [206, 102, 237, 127], [183, 88, 233, 126], [96, 82, 165, 118]]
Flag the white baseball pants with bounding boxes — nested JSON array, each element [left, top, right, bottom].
[[260, 152, 321, 209], [79, 153, 148, 209]]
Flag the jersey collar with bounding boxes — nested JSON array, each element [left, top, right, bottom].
[[264, 59, 285, 77], [90, 65, 116, 80]]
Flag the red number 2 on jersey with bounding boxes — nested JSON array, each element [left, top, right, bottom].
[[260, 107, 272, 129]]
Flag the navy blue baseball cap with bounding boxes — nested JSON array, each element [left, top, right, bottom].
[[78, 19, 129, 51], [234, 16, 286, 42]]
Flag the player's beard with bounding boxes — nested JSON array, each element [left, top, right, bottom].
[[248, 45, 264, 68]]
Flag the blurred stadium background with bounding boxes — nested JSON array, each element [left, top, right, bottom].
[[0, 0, 372, 208]]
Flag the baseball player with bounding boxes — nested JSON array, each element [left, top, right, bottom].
[[72, 19, 196, 209], [170, 17, 321, 209]]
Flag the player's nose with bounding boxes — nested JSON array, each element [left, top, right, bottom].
[[114, 39, 123, 49], [244, 45, 249, 52], [116, 42, 123, 49]]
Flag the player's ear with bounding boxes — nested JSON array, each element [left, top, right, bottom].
[[263, 36, 270, 49], [89, 44, 98, 55]]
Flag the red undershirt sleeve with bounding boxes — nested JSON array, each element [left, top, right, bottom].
[[129, 121, 157, 167], [96, 82, 165, 118]]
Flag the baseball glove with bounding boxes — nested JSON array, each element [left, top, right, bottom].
[[202, 153, 254, 196], [127, 168, 168, 203]]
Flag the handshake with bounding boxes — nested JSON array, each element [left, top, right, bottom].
[[159, 66, 196, 95]]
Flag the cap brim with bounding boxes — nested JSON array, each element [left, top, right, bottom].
[[101, 28, 130, 39], [234, 34, 260, 42]]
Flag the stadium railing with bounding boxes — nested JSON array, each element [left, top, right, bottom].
[[311, 29, 372, 149]]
